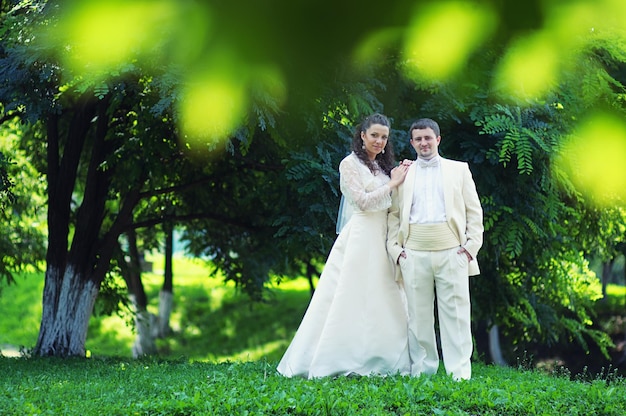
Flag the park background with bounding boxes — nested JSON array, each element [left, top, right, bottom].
[[1, 250, 626, 370], [1, 0, 626, 413]]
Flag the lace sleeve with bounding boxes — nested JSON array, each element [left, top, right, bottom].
[[339, 155, 392, 212]]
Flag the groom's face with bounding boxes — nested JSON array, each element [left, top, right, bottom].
[[410, 128, 440, 160]]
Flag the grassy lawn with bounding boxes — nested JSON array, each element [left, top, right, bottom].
[[1, 356, 625, 415], [0, 255, 625, 414], [0, 254, 312, 362]]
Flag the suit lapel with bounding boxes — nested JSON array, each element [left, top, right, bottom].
[[441, 158, 453, 214], [402, 163, 417, 224]]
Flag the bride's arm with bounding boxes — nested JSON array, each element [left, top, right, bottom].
[[339, 157, 391, 212]]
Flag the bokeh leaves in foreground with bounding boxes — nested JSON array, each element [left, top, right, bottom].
[[557, 112, 626, 207]]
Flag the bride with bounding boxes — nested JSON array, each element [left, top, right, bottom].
[[277, 113, 411, 378]]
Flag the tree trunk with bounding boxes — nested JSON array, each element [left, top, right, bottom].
[[306, 262, 317, 297], [157, 223, 175, 338], [35, 97, 99, 357], [35, 267, 99, 357], [601, 259, 614, 301], [36, 94, 141, 357], [157, 290, 174, 338], [130, 295, 158, 358], [488, 323, 508, 366], [122, 230, 158, 358], [125, 229, 148, 308]]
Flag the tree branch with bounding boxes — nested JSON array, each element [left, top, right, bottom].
[[137, 177, 214, 200], [129, 211, 267, 232], [136, 160, 284, 200]]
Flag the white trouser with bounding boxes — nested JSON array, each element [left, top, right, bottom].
[[399, 246, 473, 380]]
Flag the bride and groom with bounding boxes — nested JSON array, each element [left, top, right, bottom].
[[277, 115, 483, 381]]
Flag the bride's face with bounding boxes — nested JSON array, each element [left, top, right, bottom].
[[361, 124, 389, 160]]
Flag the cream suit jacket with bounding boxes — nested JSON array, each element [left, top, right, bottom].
[[387, 157, 484, 280]]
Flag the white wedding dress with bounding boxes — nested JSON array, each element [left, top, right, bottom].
[[277, 153, 411, 378]]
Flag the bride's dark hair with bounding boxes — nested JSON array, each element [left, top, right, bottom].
[[351, 113, 396, 176]]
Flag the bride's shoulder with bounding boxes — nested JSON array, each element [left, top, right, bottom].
[[342, 152, 368, 166], [340, 152, 359, 167]]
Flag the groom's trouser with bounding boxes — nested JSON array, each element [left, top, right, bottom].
[[399, 245, 473, 380]]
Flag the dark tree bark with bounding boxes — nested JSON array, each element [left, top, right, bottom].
[[157, 222, 174, 338], [601, 259, 615, 301], [124, 228, 148, 309], [35, 94, 140, 357], [306, 262, 317, 297], [35, 95, 99, 357]]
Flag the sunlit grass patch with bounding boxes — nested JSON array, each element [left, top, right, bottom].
[[607, 284, 626, 297], [604, 283, 626, 312], [87, 254, 312, 362], [0, 272, 43, 349]]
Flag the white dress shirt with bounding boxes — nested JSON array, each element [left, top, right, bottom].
[[409, 156, 447, 224]]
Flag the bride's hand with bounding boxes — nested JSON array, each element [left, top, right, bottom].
[[389, 164, 409, 188]]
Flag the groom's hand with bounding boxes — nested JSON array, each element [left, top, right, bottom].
[[398, 250, 407, 264], [458, 247, 472, 261]]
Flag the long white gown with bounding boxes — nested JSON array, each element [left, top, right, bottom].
[[277, 153, 411, 378]]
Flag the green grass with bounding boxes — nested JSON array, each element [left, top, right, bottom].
[[0, 357, 624, 415], [599, 283, 626, 312], [0, 270, 44, 351], [0, 254, 312, 361], [1, 256, 625, 414]]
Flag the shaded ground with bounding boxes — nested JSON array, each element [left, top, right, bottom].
[[530, 314, 626, 379], [475, 311, 626, 379]]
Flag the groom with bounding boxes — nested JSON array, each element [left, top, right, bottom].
[[387, 118, 483, 380]]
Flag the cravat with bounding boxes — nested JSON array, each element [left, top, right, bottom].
[[417, 157, 440, 168]]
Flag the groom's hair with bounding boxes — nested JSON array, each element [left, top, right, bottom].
[[409, 118, 440, 138]]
